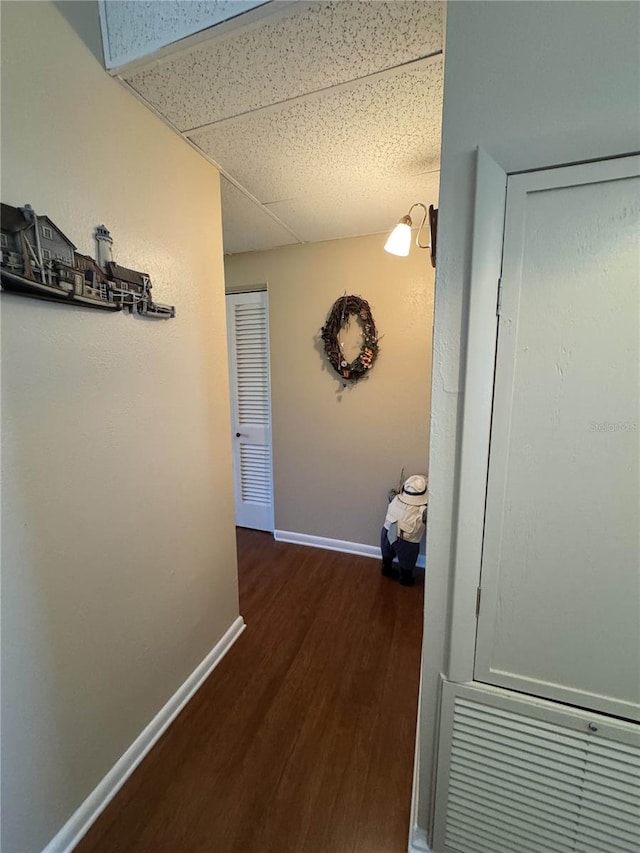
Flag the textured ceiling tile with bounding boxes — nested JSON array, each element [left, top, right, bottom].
[[221, 177, 300, 254], [125, 1, 444, 129], [103, 0, 270, 68], [264, 171, 441, 244], [189, 58, 443, 203]]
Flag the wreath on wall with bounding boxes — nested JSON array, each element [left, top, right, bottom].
[[320, 294, 379, 383]]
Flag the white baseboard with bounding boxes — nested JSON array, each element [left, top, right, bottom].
[[409, 826, 432, 852], [43, 616, 246, 853], [274, 530, 426, 569], [408, 650, 426, 852]]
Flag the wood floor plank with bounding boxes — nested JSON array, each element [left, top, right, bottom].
[[76, 530, 424, 853]]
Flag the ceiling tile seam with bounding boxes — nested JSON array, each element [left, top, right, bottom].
[[259, 168, 443, 209], [401, 167, 442, 180], [205, 158, 306, 243], [116, 76, 305, 244], [178, 49, 444, 134], [106, 1, 313, 77]]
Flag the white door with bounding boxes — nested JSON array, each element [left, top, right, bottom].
[[226, 290, 274, 531], [475, 155, 640, 721]]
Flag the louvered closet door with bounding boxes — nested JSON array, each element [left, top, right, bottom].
[[226, 291, 273, 531]]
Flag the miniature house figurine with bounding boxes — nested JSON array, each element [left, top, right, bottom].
[[0, 204, 175, 318]]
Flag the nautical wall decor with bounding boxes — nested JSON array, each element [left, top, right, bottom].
[[320, 294, 379, 384], [0, 203, 175, 318]]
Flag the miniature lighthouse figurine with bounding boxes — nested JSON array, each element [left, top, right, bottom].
[[95, 224, 113, 270]]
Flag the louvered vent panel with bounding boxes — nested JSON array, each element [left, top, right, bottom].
[[444, 698, 640, 853], [234, 304, 269, 426], [574, 737, 640, 853], [240, 444, 271, 505]]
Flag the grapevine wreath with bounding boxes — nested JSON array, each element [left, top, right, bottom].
[[320, 295, 379, 383]]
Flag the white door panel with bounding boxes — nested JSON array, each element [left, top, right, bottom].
[[226, 290, 274, 531], [475, 156, 640, 721]]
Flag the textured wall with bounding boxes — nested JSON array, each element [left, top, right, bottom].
[[224, 233, 434, 549], [419, 0, 640, 840], [0, 3, 239, 851]]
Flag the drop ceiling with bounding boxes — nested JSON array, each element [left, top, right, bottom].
[[111, 1, 444, 254]]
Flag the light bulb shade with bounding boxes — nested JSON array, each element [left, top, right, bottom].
[[384, 221, 412, 256]]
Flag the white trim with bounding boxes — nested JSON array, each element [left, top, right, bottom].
[[409, 827, 432, 853], [97, 0, 112, 69], [42, 616, 246, 853], [446, 147, 507, 683], [408, 652, 431, 852], [224, 281, 268, 295], [274, 530, 427, 569]]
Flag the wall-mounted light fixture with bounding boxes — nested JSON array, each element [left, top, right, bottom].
[[384, 202, 438, 268]]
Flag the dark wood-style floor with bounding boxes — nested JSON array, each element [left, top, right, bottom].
[[77, 529, 424, 853]]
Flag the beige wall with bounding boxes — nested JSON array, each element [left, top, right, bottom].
[[225, 233, 434, 548], [0, 3, 239, 851]]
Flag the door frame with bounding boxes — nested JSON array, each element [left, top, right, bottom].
[[446, 147, 508, 684], [473, 156, 639, 719], [445, 149, 639, 686]]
